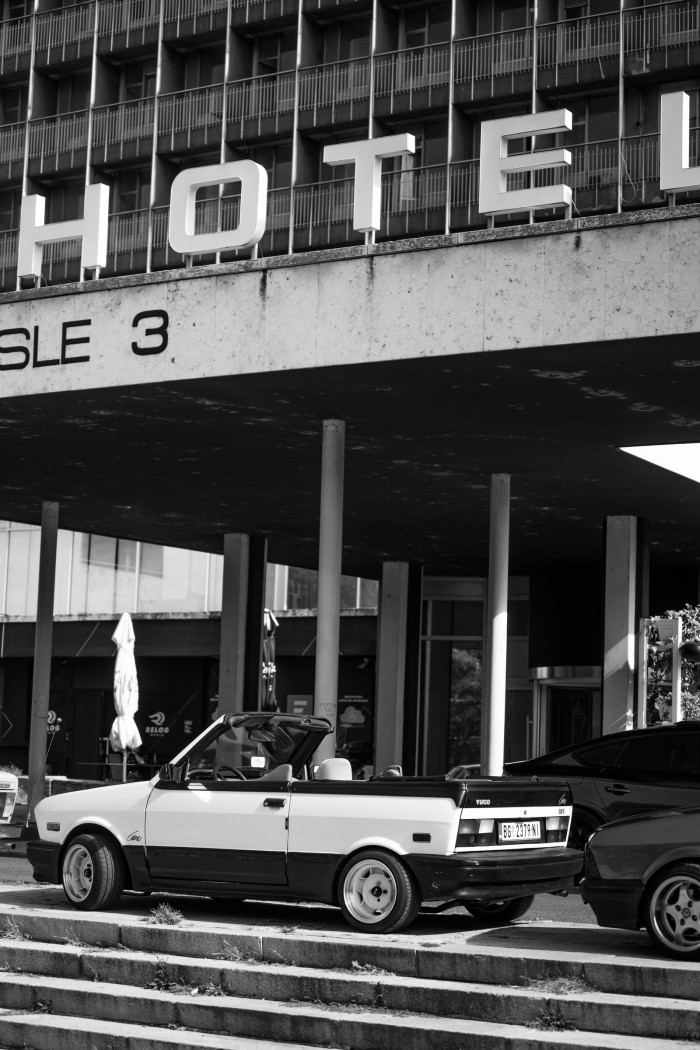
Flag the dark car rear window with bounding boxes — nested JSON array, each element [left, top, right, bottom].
[[615, 732, 700, 777], [569, 741, 626, 767]]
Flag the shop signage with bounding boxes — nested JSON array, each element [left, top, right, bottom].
[[13, 91, 700, 281]]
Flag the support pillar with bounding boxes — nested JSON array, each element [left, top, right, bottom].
[[27, 501, 59, 823], [603, 515, 645, 734], [314, 419, 345, 762], [374, 561, 410, 773], [243, 535, 269, 710], [481, 474, 510, 776], [218, 533, 250, 715]]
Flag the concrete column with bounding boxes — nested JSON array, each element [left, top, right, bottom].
[[603, 515, 643, 734], [314, 418, 345, 762], [243, 535, 268, 711], [374, 561, 410, 773], [27, 501, 59, 823], [481, 474, 510, 776], [218, 532, 250, 715]]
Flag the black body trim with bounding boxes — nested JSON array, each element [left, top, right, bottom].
[[27, 839, 60, 884], [406, 847, 582, 900], [579, 876, 644, 929], [291, 780, 466, 801]]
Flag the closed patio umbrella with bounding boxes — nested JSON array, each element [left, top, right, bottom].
[[108, 612, 142, 782]]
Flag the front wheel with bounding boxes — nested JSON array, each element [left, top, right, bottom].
[[464, 895, 534, 923], [643, 863, 700, 959], [338, 850, 420, 933], [61, 833, 125, 911]]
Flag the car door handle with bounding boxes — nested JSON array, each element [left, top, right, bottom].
[[263, 797, 287, 808], [604, 784, 631, 795]]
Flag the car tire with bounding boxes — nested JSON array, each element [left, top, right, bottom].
[[464, 895, 534, 923], [643, 863, 700, 959], [61, 833, 126, 911], [338, 849, 420, 933], [569, 808, 601, 852]]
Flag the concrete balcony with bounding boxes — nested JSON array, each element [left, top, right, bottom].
[[230, 0, 299, 32], [225, 72, 295, 142], [157, 85, 224, 156], [0, 14, 32, 78], [537, 12, 620, 92], [97, 0, 160, 56], [34, 2, 96, 70], [297, 58, 369, 131], [91, 98, 155, 166], [163, 0, 228, 44], [302, 0, 371, 19], [453, 28, 532, 106], [27, 110, 89, 177], [0, 123, 26, 185], [374, 44, 451, 120], [624, 0, 700, 78]]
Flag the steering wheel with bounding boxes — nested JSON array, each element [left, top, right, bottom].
[[215, 765, 246, 780]]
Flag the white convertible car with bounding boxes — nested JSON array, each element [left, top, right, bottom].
[[28, 713, 581, 932]]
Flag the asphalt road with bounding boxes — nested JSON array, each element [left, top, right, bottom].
[[0, 852, 597, 925]]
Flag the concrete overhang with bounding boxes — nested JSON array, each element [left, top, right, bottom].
[[1, 206, 699, 577]]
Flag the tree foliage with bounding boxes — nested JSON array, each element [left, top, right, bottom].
[[647, 604, 700, 723]]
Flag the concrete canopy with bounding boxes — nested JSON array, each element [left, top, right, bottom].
[[1, 208, 699, 578]]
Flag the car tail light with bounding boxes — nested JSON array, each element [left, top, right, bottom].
[[583, 845, 601, 879], [457, 818, 496, 848], [544, 815, 569, 843]]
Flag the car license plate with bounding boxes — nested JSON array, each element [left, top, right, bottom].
[[498, 820, 542, 843]]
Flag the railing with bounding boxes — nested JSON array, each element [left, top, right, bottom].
[[0, 14, 32, 59], [158, 85, 224, 135], [625, 0, 700, 54], [0, 230, 18, 272], [454, 27, 532, 84], [226, 72, 295, 122], [164, 0, 229, 21], [374, 44, 450, 98], [298, 58, 369, 111], [98, 0, 160, 35], [538, 12, 619, 69], [28, 111, 89, 159], [35, 2, 96, 51], [0, 123, 26, 164], [92, 99, 155, 147], [230, 0, 299, 18]]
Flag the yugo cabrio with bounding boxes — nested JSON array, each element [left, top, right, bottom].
[[28, 712, 581, 933]]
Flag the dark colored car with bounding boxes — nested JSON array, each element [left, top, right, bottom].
[[505, 722, 700, 850], [580, 807, 700, 958]]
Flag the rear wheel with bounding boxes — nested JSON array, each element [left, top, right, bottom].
[[569, 808, 601, 852], [464, 895, 534, 923], [338, 849, 420, 933], [643, 863, 700, 959], [61, 833, 125, 911]]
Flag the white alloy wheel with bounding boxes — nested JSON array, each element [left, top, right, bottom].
[[338, 849, 420, 933], [63, 841, 94, 903], [343, 857, 398, 925], [645, 864, 700, 958]]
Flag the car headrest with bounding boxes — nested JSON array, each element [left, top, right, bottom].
[[315, 757, 353, 781], [257, 763, 294, 782]]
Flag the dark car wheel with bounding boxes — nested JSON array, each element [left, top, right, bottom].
[[338, 849, 420, 933], [569, 808, 601, 852], [644, 863, 700, 959], [464, 895, 534, 923], [61, 833, 125, 911]]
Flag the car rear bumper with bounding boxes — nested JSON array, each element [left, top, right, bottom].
[[580, 876, 644, 929], [407, 846, 583, 901]]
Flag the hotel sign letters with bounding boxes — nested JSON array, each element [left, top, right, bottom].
[[13, 91, 700, 282]]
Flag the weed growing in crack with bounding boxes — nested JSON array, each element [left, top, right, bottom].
[[146, 903, 184, 925], [215, 940, 262, 963], [1, 918, 28, 940], [525, 974, 592, 995], [351, 961, 389, 976], [528, 1005, 576, 1032]]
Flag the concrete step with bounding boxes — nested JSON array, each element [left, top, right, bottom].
[[0, 938, 699, 1043], [0, 900, 698, 1050]]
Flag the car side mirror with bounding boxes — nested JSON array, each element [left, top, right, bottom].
[[159, 762, 185, 784]]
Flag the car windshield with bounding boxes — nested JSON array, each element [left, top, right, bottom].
[[184, 716, 323, 778]]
